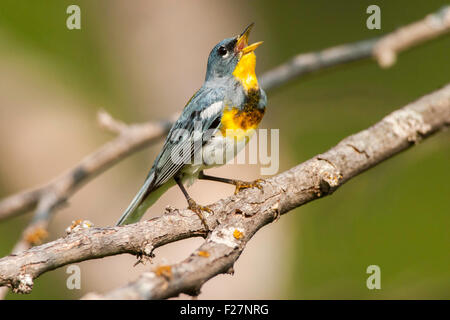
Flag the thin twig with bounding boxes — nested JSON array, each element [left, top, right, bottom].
[[0, 114, 171, 222], [262, 6, 450, 90], [374, 5, 450, 68], [259, 38, 378, 90]]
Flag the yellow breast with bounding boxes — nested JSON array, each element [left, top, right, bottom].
[[232, 52, 259, 91], [223, 52, 263, 141], [220, 106, 265, 141]]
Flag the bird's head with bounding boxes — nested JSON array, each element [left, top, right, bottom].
[[205, 23, 263, 84]]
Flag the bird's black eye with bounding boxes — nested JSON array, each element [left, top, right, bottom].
[[218, 46, 227, 57]]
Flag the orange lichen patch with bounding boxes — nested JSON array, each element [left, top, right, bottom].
[[66, 219, 94, 234], [24, 227, 49, 246], [154, 265, 172, 279], [70, 219, 83, 229], [233, 229, 243, 240], [197, 251, 210, 258]]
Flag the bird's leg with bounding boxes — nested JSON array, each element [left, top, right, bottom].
[[199, 171, 264, 195], [175, 177, 211, 232]]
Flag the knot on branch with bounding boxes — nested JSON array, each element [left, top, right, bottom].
[[318, 171, 342, 197], [11, 274, 33, 294], [142, 242, 155, 257], [314, 158, 342, 197]]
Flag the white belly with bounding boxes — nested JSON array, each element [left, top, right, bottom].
[[180, 130, 255, 186]]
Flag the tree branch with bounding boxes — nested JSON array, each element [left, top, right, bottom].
[[86, 83, 450, 299], [0, 113, 172, 222], [261, 5, 450, 89], [374, 5, 450, 68], [0, 84, 448, 296]]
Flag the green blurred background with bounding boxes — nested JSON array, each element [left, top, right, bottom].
[[0, 0, 448, 299]]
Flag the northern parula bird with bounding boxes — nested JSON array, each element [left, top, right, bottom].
[[116, 23, 266, 228]]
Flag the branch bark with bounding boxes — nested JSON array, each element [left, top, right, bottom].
[[0, 84, 448, 297]]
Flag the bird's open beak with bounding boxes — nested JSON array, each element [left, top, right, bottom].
[[235, 23, 263, 55]]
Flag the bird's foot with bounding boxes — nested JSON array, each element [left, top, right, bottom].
[[187, 199, 213, 232], [233, 178, 264, 195]]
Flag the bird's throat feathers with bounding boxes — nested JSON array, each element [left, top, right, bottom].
[[232, 52, 258, 91]]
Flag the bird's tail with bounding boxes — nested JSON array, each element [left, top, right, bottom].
[[116, 172, 174, 226]]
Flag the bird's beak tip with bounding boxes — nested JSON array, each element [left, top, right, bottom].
[[235, 23, 262, 54]]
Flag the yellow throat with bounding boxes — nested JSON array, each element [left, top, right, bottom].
[[232, 52, 259, 91]]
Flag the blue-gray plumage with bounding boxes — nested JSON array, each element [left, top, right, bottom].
[[116, 23, 266, 227]]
